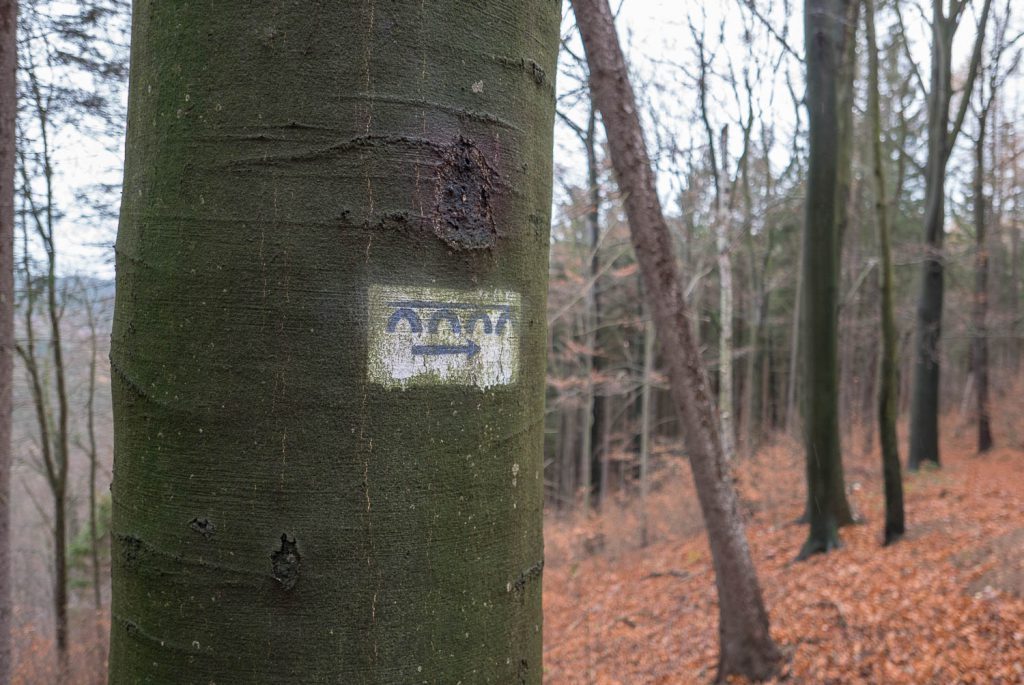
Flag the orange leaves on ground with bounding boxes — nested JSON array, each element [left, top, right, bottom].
[[544, 422, 1024, 683], [11, 608, 109, 685]]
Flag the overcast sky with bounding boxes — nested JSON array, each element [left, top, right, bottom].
[[48, 0, 1015, 278]]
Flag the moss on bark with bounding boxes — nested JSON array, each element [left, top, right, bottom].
[[109, 2, 559, 682]]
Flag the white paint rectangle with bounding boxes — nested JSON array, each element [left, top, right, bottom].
[[367, 284, 521, 389]]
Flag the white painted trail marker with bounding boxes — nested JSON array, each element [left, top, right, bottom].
[[367, 285, 521, 389]]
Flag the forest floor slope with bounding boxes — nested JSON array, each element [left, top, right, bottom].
[[545, 415, 1024, 683]]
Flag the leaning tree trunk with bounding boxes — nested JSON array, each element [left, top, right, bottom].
[[866, 0, 905, 545], [109, 3, 559, 682], [0, 2, 14, 682], [571, 0, 782, 681], [799, 0, 851, 559], [973, 107, 994, 453]]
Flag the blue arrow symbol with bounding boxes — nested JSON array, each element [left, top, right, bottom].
[[411, 340, 481, 359]]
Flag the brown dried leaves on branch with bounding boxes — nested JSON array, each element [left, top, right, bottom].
[[545, 415, 1024, 683]]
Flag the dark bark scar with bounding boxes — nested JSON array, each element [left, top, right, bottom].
[[433, 137, 498, 250], [271, 533, 301, 590], [189, 517, 216, 538]]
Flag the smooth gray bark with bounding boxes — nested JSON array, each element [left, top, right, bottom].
[[109, 2, 559, 682]]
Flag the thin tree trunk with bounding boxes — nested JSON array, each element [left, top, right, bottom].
[[109, 3, 560, 681], [19, 56, 71, 668], [629, 281, 646, 469], [716, 208, 735, 461], [694, 50, 747, 462], [867, 0, 905, 545], [84, 292, 103, 607], [1011, 159, 1021, 371], [763, 330, 775, 429], [599, 394, 611, 510], [958, 373, 976, 431], [639, 316, 654, 547], [562, 409, 577, 510], [973, 107, 994, 453], [579, 402, 593, 510], [571, 1, 782, 680], [582, 103, 601, 511], [909, 0, 993, 470], [40, 118, 71, 673], [711, 129, 735, 462], [579, 347, 593, 508], [0, 2, 15, 681], [861, 311, 879, 457], [17, 218, 70, 671], [742, 221, 768, 456], [53, 490, 68, 664], [786, 225, 803, 436], [742, 293, 761, 454], [47, 261, 70, 671]]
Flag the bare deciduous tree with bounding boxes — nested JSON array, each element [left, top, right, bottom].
[[571, 0, 782, 679]]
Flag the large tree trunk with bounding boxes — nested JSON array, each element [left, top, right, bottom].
[[828, 0, 860, 528], [799, 0, 851, 559], [0, 2, 14, 681], [571, 1, 782, 680], [866, 0, 905, 545], [109, 2, 559, 682], [973, 108, 994, 453]]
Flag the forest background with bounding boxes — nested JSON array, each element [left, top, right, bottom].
[[4, 0, 1023, 682]]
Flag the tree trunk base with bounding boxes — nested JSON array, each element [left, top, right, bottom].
[[908, 456, 940, 472], [796, 528, 841, 561], [883, 526, 905, 546], [978, 422, 993, 454], [716, 642, 783, 684]]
